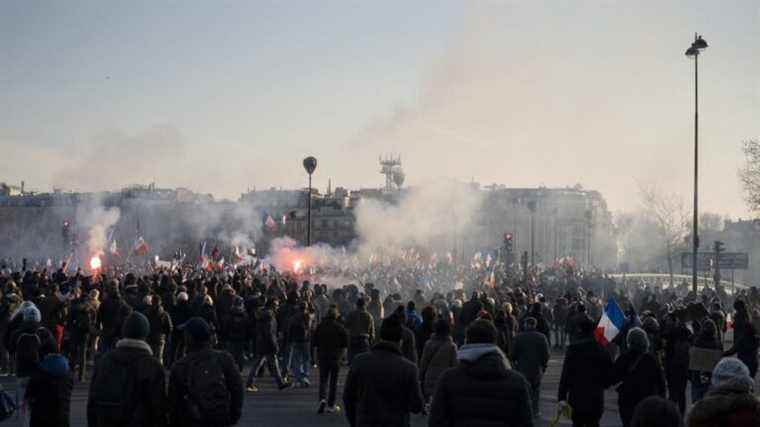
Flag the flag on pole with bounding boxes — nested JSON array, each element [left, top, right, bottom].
[[594, 298, 625, 346], [133, 237, 150, 256], [265, 214, 277, 231], [109, 239, 120, 257]]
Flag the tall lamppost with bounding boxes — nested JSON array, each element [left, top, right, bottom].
[[303, 156, 317, 246], [685, 34, 708, 293], [527, 199, 537, 265]]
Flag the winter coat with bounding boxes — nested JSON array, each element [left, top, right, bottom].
[[8, 320, 44, 377], [343, 341, 424, 427], [314, 317, 349, 364], [723, 331, 760, 377], [87, 338, 167, 427], [511, 330, 550, 380], [664, 324, 691, 386], [609, 350, 666, 425], [346, 308, 374, 340], [170, 301, 194, 336], [419, 335, 457, 398], [97, 296, 133, 339], [26, 353, 73, 427], [168, 347, 244, 427], [222, 307, 249, 343], [687, 383, 760, 427], [146, 305, 173, 343], [558, 338, 613, 418], [428, 344, 533, 427], [255, 309, 279, 355]]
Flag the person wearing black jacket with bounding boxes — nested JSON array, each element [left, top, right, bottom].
[[167, 292, 193, 367], [314, 307, 348, 414], [25, 328, 73, 427], [222, 296, 249, 372], [609, 327, 666, 427], [429, 318, 533, 427], [723, 322, 759, 378], [145, 295, 173, 365], [246, 301, 290, 392], [343, 314, 424, 427], [168, 317, 243, 427], [68, 292, 96, 382], [558, 314, 613, 427], [96, 286, 132, 355], [512, 317, 550, 418], [662, 314, 691, 415], [87, 312, 168, 427]]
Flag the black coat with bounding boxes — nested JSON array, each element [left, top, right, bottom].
[[97, 296, 133, 339], [558, 338, 613, 418], [26, 354, 73, 427], [511, 330, 550, 380], [428, 346, 533, 427], [314, 318, 349, 364], [255, 309, 279, 355], [343, 342, 424, 427], [609, 350, 666, 425]]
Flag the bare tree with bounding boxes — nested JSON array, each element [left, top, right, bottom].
[[739, 139, 760, 212], [638, 183, 690, 287]]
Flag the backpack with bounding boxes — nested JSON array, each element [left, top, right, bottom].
[[183, 351, 231, 424], [90, 354, 146, 426]]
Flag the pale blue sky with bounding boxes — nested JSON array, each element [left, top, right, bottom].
[[1, 1, 758, 216]]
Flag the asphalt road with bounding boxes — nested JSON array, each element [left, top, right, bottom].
[[0, 349, 626, 427]]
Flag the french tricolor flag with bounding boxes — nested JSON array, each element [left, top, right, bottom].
[[594, 298, 625, 346]]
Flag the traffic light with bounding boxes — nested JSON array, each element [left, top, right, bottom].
[[503, 232, 513, 252], [62, 220, 71, 247]]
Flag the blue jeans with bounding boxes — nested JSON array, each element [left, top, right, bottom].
[[288, 342, 311, 383]]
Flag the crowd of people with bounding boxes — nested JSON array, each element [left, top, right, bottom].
[[0, 253, 758, 427]]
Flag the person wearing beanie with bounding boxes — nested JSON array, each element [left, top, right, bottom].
[[25, 327, 73, 427], [609, 327, 666, 427], [168, 317, 243, 427], [428, 318, 532, 427], [343, 314, 423, 426], [687, 357, 760, 427], [168, 290, 194, 367], [87, 312, 167, 427]]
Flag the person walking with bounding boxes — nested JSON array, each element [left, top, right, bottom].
[[168, 317, 243, 427], [558, 314, 613, 427], [428, 318, 534, 427], [87, 312, 167, 427], [24, 328, 72, 427], [345, 298, 374, 364], [609, 327, 666, 427], [512, 316, 550, 418], [343, 314, 424, 427], [419, 318, 458, 406], [245, 301, 290, 392], [314, 307, 348, 414]]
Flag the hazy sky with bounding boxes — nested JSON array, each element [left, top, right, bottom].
[[2, 1, 758, 217]]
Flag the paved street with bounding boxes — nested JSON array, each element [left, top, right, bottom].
[[0, 350, 624, 426]]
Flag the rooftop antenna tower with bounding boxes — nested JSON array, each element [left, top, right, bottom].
[[379, 154, 403, 191]]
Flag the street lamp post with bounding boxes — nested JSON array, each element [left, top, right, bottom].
[[685, 34, 708, 293], [527, 199, 537, 265], [303, 156, 318, 246]]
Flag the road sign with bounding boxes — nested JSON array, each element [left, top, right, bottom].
[[681, 252, 749, 270]]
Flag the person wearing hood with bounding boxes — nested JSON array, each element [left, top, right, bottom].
[[87, 312, 168, 427], [314, 306, 349, 414], [245, 300, 290, 392], [25, 327, 73, 427], [557, 314, 613, 427], [512, 316, 550, 418], [343, 314, 423, 427], [687, 357, 760, 427], [96, 285, 133, 355], [428, 318, 532, 427], [609, 327, 666, 427]]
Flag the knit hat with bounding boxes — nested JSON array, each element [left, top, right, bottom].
[[380, 314, 403, 342], [22, 304, 42, 323], [627, 327, 650, 353], [177, 292, 189, 302], [711, 357, 754, 391], [179, 317, 211, 343], [122, 312, 150, 340]]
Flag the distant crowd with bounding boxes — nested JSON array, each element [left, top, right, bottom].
[[0, 257, 758, 427]]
